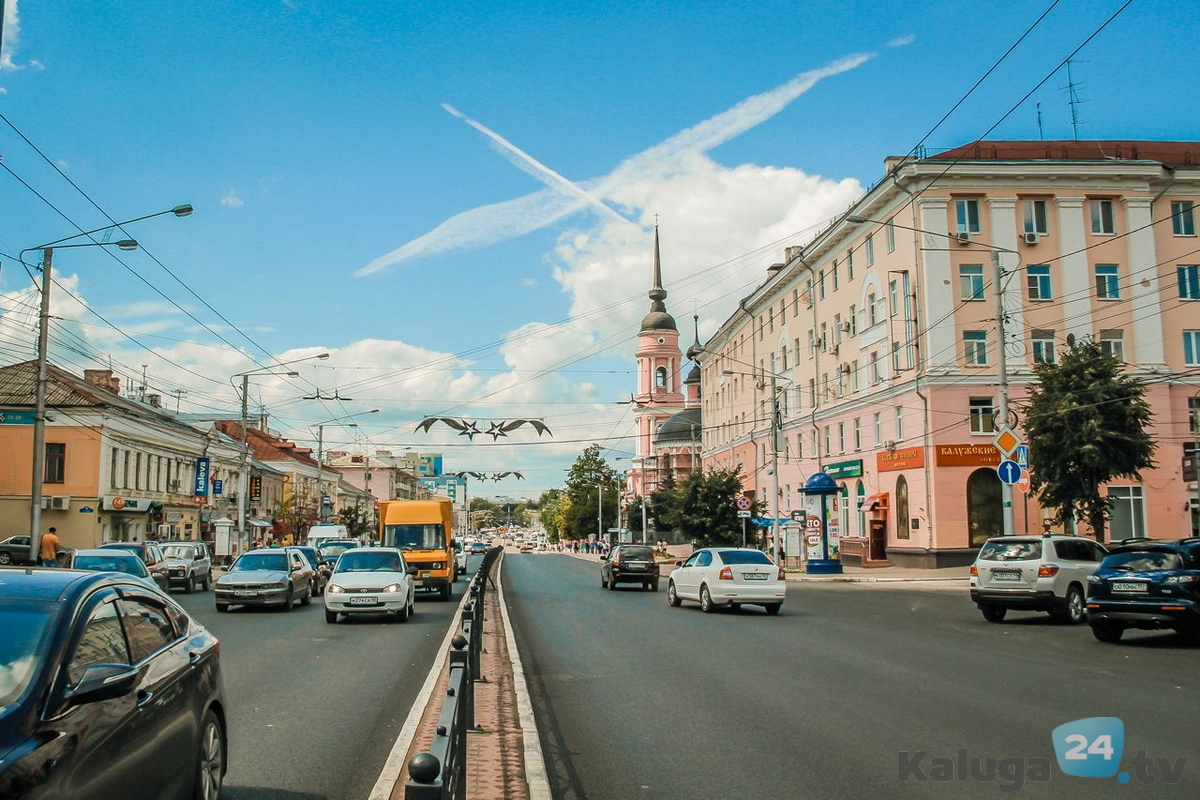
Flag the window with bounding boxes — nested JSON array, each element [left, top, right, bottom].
[[823, 426, 831, 456], [963, 331, 988, 365], [758, 317, 764, 341], [838, 422, 845, 454], [655, 366, 667, 389], [1031, 330, 1056, 364], [867, 293, 878, 327], [819, 270, 826, 300], [833, 314, 842, 344], [123, 450, 130, 489], [889, 281, 899, 316], [848, 305, 858, 335], [955, 199, 981, 233], [870, 351, 881, 384], [120, 597, 180, 663], [1090, 199, 1115, 234], [853, 418, 861, 451], [1107, 486, 1146, 540], [110, 447, 118, 489], [847, 250, 855, 279], [820, 322, 828, 351], [808, 379, 816, 406], [832, 261, 840, 291], [850, 359, 860, 392], [1027, 265, 1052, 301], [886, 219, 896, 252], [1171, 200, 1195, 236], [1185, 330, 1200, 366], [1095, 264, 1120, 299], [960, 265, 984, 300], [865, 235, 874, 266], [969, 397, 996, 434], [894, 406, 905, 440], [808, 329, 816, 358], [1099, 329, 1125, 362], [134, 453, 142, 490], [44, 443, 65, 484], [66, 601, 130, 686], [1190, 397, 1200, 435], [792, 289, 800, 316], [873, 412, 882, 446], [810, 430, 818, 457], [1022, 199, 1048, 235], [1179, 265, 1200, 300], [892, 340, 901, 372], [795, 434, 803, 459]]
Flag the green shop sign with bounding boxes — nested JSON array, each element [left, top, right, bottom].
[[823, 459, 864, 479]]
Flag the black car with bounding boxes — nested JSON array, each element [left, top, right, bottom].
[[600, 544, 660, 591], [293, 545, 331, 596], [1086, 538, 1200, 643], [0, 566, 227, 799]]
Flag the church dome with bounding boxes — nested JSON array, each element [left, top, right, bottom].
[[655, 408, 702, 445], [684, 364, 701, 385], [640, 310, 678, 332]]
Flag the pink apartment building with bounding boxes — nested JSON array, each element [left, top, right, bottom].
[[700, 141, 1199, 567]]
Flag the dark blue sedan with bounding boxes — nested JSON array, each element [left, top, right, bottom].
[[0, 566, 227, 799], [1086, 538, 1200, 643]]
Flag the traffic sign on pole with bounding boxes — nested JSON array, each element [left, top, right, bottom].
[[992, 426, 1021, 458], [1015, 444, 1029, 468], [736, 495, 752, 511], [737, 510, 752, 519], [1016, 469, 1031, 494], [997, 459, 1022, 485]]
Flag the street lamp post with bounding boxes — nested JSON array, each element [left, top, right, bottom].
[[313, 409, 379, 523], [23, 204, 192, 563]]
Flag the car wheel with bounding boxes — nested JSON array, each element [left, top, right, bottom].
[[396, 601, 410, 623], [667, 580, 681, 607], [1056, 586, 1085, 624], [325, 609, 338, 624], [283, 587, 294, 611], [0, 552, 11, 565], [601, 576, 608, 589], [194, 710, 225, 800], [182, 574, 193, 594], [608, 577, 617, 591], [215, 603, 229, 613], [301, 584, 312, 606], [1091, 623, 1124, 643], [651, 580, 659, 592], [440, 583, 451, 602], [699, 584, 716, 613], [980, 605, 1007, 623], [202, 573, 211, 591], [764, 603, 782, 616]]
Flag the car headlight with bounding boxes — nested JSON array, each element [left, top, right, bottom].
[[383, 583, 403, 593], [1087, 575, 1102, 584], [328, 584, 345, 593], [430, 562, 443, 570]]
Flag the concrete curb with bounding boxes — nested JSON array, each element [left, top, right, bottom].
[[367, 587, 470, 800], [496, 554, 554, 800]]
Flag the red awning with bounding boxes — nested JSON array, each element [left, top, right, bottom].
[[859, 493, 889, 511]]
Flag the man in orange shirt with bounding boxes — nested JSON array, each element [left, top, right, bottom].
[[40, 527, 60, 567]]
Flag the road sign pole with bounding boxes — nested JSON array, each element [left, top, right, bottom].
[[742, 516, 746, 548], [993, 249, 1014, 537]]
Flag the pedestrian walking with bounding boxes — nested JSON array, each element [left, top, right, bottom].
[[40, 527, 60, 567]]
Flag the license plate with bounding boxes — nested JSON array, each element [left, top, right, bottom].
[[234, 590, 256, 597], [991, 571, 1021, 581], [743, 573, 768, 581], [349, 596, 378, 605], [414, 580, 424, 587], [1112, 582, 1147, 592]]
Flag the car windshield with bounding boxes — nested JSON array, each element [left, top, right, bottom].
[[0, 601, 54, 709], [161, 545, 196, 560], [385, 524, 445, 550], [618, 547, 655, 560], [1102, 550, 1184, 573], [717, 550, 773, 566], [232, 553, 289, 572], [319, 543, 357, 559], [73, 554, 150, 578], [977, 540, 1042, 562], [335, 551, 403, 573]]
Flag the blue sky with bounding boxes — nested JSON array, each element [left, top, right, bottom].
[[0, 0, 1194, 498]]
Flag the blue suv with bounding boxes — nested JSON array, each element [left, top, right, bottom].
[[1086, 538, 1200, 643]]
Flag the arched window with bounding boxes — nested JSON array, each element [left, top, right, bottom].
[[655, 366, 668, 389], [896, 475, 910, 540], [839, 482, 850, 540], [967, 468, 1002, 546], [855, 480, 865, 537]]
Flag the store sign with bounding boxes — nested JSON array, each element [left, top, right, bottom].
[[102, 495, 155, 512], [194, 458, 210, 497], [935, 444, 1002, 467], [877, 447, 925, 472], [824, 459, 864, 479], [250, 475, 262, 501], [212, 479, 223, 495]]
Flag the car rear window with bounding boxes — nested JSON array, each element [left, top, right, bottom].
[[977, 540, 1042, 562], [1102, 550, 1184, 573], [74, 555, 149, 578], [0, 601, 54, 708], [717, 550, 774, 566], [618, 547, 655, 560]]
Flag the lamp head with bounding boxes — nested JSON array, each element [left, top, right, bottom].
[[116, 240, 139, 251], [847, 214, 869, 224], [171, 204, 194, 218]]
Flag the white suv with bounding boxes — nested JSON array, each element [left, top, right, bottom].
[[969, 535, 1108, 624]]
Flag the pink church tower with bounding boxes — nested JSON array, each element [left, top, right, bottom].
[[630, 226, 685, 499]]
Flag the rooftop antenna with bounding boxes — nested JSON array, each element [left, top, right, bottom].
[[138, 364, 148, 402], [1063, 59, 1087, 141], [1036, 101, 1044, 141], [171, 388, 188, 412]]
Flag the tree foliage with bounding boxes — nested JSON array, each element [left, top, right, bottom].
[[563, 444, 617, 539], [650, 473, 681, 534], [647, 468, 748, 547], [537, 489, 569, 541], [273, 492, 317, 543], [337, 503, 374, 540], [1024, 338, 1156, 540]]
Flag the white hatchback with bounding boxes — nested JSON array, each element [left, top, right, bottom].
[[324, 547, 415, 624], [667, 547, 786, 615]]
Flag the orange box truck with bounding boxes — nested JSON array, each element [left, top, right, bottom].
[[378, 498, 455, 600]]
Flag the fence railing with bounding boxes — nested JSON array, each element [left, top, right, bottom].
[[404, 545, 502, 800]]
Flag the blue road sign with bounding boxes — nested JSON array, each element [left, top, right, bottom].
[[0, 410, 37, 425], [997, 459, 1022, 485], [1015, 444, 1029, 468]]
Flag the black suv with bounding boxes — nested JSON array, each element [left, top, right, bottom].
[[1086, 538, 1200, 643], [601, 544, 660, 591]]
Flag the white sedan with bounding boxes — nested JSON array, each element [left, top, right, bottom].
[[667, 547, 786, 615], [324, 547, 415, 624]]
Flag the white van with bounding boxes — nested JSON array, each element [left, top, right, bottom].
[[306, 524, 351, 549]]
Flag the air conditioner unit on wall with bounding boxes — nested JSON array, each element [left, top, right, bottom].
[[840, 322, 852, 332], [1023, 232, 1040, 245], [956, 231, 972, 244], [50, 496, 71, 511], [883, 440, 898, 451]]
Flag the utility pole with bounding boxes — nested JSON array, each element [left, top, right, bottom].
[[28, 248, 53, 563], [770, 373, 783, 566], [172, 388, 188, 412], [597, 484, 603, 542], [993, 249, 1015, 536], [237, 375, 250, 554]]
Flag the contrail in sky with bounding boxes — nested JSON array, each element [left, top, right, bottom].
[[441, 102, 631, 226]]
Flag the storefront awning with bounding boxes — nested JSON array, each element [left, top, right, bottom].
[[247, 519, 272, 528], [859, 493, 889, 512]]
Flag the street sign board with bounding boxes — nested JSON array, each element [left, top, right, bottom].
[[1015, 444, 1029, 468], [997, 459, 1022, 485], [789, 510, 805, 522], [0, 410, 36, 425], [992, 426, 1021, 457], [1016, 469, 1031, 494], [736, 495, 752, 511], [737, 510, 752, 519]]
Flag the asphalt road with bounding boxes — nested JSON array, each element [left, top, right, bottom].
[[173, 557, 478, 800], [503, 552, 1200, 800]]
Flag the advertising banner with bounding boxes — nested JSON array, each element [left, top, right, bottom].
[[194, 457, 210, 497]]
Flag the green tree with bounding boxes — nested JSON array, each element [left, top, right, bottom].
[[650, 473, 682, 534], [674, 468, 747, 547], [538, 489, 568, 541], [563, 444, 617, 539], [274, 493, 317, 544], [1024, 338, 1156, 541], [337, 503, 374, 540]]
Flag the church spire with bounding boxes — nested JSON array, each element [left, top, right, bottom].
[[640, 223, 677, 332], [686, 313, 703, 361]]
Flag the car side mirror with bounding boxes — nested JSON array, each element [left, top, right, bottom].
[[675, 560, 683, 566], [65, 663, 139, 707]]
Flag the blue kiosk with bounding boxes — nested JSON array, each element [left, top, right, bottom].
[[802, 472, 843, 575]]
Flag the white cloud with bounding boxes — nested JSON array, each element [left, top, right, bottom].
[[888, 34, 916, 48], [521, 278, 538, 287], [0, 0, 23, 72], [220, 190, 245, 207]]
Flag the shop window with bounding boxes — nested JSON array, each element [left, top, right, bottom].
[[967, 468, 1002, 546], [896, 476, 910, 540]]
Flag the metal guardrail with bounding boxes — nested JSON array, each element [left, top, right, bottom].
[[404, 545, 503, 800]]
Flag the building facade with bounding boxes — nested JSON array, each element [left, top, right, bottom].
[[700, 141, 1200, 566]]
